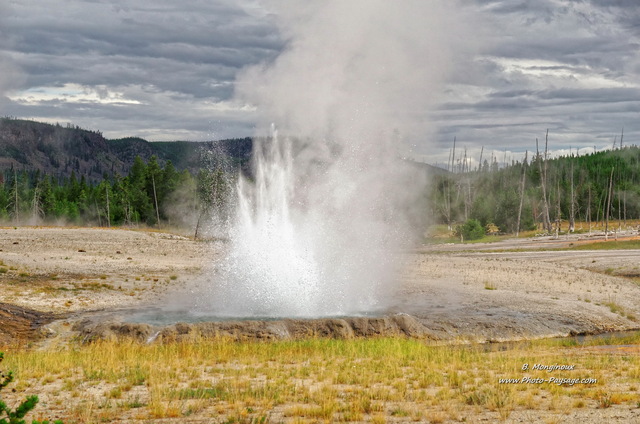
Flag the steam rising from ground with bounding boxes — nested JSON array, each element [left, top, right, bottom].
[[204, 0, 473, 318]]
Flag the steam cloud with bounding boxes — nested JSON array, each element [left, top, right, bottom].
[[204, 0, 476, 318]]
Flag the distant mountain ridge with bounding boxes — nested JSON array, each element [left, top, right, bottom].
[[0, 118, 444, 181], [0, 118, 252, 181]]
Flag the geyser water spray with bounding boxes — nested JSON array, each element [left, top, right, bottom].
[[215, 126, 325, 317], [199, 0, 477, 318]]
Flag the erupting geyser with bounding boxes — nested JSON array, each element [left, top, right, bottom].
[[212, 126, 381, 318], [185, 0, 475, 319]]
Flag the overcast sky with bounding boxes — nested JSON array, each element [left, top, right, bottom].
[[1, 0, 638, 165]]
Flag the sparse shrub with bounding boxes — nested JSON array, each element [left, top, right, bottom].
[[455, 219, 485, 241], [484, 281, 497, 290], [597, 392, 612, 408]]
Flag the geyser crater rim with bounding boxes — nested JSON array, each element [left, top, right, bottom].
[[120, 306, 387, 326]]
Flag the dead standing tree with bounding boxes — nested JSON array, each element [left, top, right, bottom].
[[587, 184, 592, 235], [31, 186, 43, 224], [462, 147, 472, 221], [440, 138, 456, 231], [555, 180, 561, 238], [9, 168, 20, 225], [536, 130, 552, 233], [569, 160, 576, 233], [605, 167, 614, 240], [516, 151, 528, 237]]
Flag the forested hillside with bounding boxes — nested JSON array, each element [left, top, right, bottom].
[[429, 144, 640, 236], [0, 118, 126, 181], [0, 118, 252, 181], [0, 156, 230, 229], [0, 118, 242, 229]]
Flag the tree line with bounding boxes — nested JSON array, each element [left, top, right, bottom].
[[4, 134, 638, 239], [0, 155, 230, 233], [429, 140, 640, 237]]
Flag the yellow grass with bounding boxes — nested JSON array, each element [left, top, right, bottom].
[[2, 335, 640, 423]]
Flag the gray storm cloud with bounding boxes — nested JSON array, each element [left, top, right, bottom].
[[0, 3, 23, 112], [3, 1, 639, 154]]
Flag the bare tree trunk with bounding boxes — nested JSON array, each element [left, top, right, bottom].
[[462, 147, 469, 220], [587, 185, 592, 235], [605, 167, 614, 240], [451, 137, 456, 173], [598, 189, 607, 228], [124, 201, 132, 227], [555, 180, 561, 239], [467, 177, 472, 222], [445, 139, 456, 230], [516, 151, 528, 237], [152, 173, 160, 227], [618, 190, 621, 233], [31, 186, 42, 224], [544, 130, 552, 233], [13, 168, 19, 225], [569, 161, 575, 233], [95, 199, 102, 227], [194, 211, 203, 240], [536, 134, 552, 233], [623, 190, 627, 228], [500, 149, 508, 188], [105, 185, 111, 228], [445, 181, 451, 231]]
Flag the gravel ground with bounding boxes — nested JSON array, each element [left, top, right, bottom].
[[0, 226, 214, 313], [1, 227, 639, 344]]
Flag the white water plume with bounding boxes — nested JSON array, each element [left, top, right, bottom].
[[204, 0, 479, 318], [215, 126, 324, 316]]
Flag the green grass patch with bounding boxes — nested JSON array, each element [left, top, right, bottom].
[[484, 281, 497, 290], [563, 239, 640, 251], [437, 238, 640, 254], [171, 387, 227, 400], [424, 234, 512, 245], [604, 301, 624, 314]]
